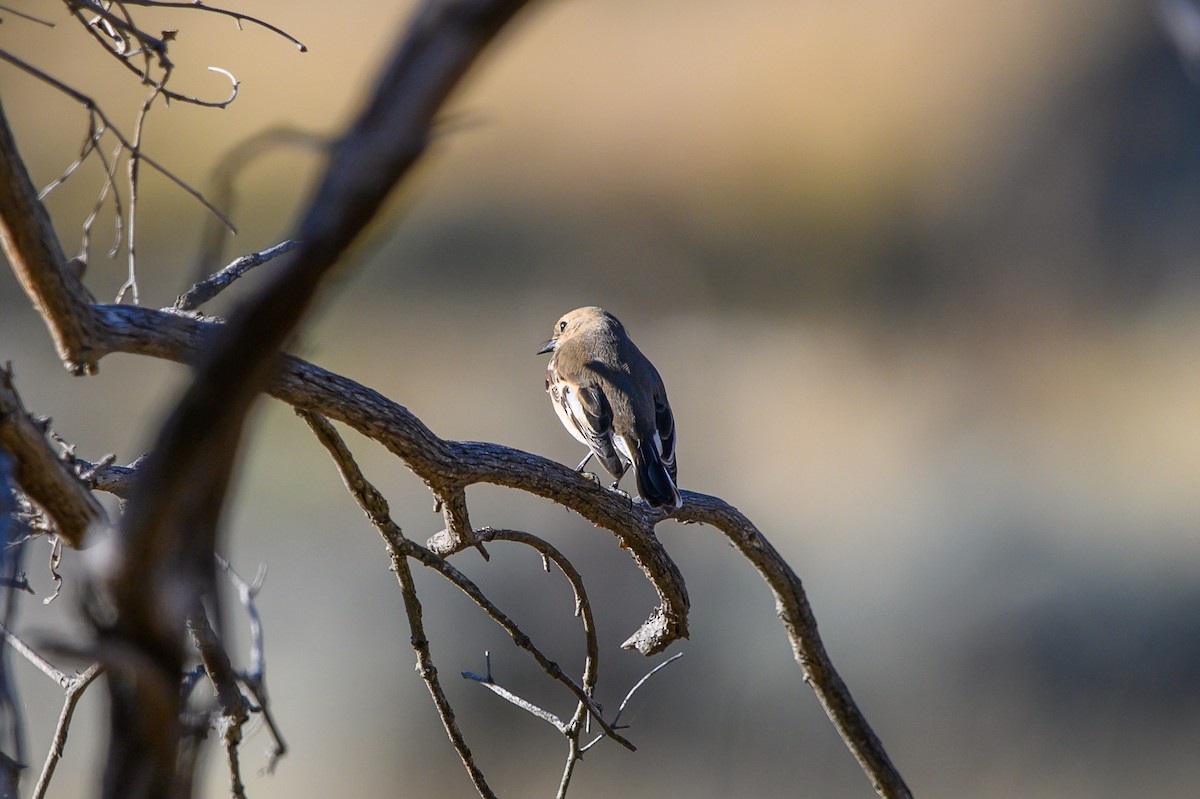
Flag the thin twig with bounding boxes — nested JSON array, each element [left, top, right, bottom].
[[0, 48, 237, 232], [300, 411, 496, 798], [0, 623, 69, 686], [174, 240, 300, 312], [580, 653, 683, 753], [193, 127, 328, 279], [0, 4, 55, 26], [79, 137, 125, 262], [31, 663, 104, 799], [462, 668, 567, 730], [119, 0, 308, 52], [556, 736, 583, 799], [218, 556, 288, 772], [115, 87, 162, 304]]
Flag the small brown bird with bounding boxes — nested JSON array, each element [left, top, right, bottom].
[[538, 307, 681, 509]]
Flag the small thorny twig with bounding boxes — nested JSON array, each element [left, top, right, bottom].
[[579, 653, 683, 753], [0, 0, 307, 301], [0, 0, 913, 795], [301, 409, 662, 795], [193, 127, 328, 279], [299, 410, 497, 798], [30, 662, 104, 799], [462, 650, 682, 798], [218, 555, 288, 773], [174, 240, 301, 313], [0, 623, 105, 799]]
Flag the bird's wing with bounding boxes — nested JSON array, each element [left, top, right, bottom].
[[570, 383, 627, 478], [653, 392, 678, 481]]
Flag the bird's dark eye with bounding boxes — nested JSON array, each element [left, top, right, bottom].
[[559, 320, 567, 332]]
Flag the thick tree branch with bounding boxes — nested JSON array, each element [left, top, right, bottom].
[[81, 302, 909, 794], [0, 366, 106, 547], [0, 100, 101, 374], [79, 3, 538, 797], [91, 302, 691, 655], [0, 0, 912, 795]]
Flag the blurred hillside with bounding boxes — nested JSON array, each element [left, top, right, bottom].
[[2, 1, 1200, 798]]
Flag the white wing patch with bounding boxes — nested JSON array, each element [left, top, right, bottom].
[[552, 383, 590, 446], [613, 434, 634, 467]]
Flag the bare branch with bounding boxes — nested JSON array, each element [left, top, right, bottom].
[[193, 127, 328, 279], [580, 653, 683, 753], [462, 658, 567, 732], [300, 410, 495, 798], [30, 663, 104, 799], [0, 365, 107, 546], [675, 496, 913, 799], [115, 87, 163, 305], [174, 240, 300, 312], [75, 456, 139, 500], [217, 556, 287, 772], [118, 0, 308, 52], [431, 485, 489, 559], [0, 99, 102, 372], [0, 50, 237, 233], [469, 527, 598, 702]]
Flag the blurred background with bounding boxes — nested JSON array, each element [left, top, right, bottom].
[[3, 0, 1200, 796]]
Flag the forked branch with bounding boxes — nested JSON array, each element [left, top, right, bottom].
[[0, 0, 912, 796]]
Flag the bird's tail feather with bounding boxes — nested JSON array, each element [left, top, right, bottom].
[[634, 439, 682, 509]]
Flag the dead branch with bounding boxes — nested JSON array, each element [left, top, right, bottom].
[[301, 410, 496, 797], [0, 1, 913, 796], [217, 556, 287, 772], [0, 50, 237, 237], [30, 663, 104, 799], [0, 365, 106, 546], [192, 127, 328, 279], [174, 240, 300, 312], [0, 622, 106, 799], [0, 99, 102, 373]]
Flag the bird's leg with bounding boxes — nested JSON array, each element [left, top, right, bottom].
[[608, 469, 629, 498], [575, 451, 594, 472]]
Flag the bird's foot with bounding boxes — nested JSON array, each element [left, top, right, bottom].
[[607, 482, 630, 500]]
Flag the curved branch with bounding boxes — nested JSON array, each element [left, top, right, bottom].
[[0, 1, 911, 795], [82, 302, 910, 795], [676, 494, 912, 798], [91, 301, 691, 655], [118, 0, 308, 52], [0, 98, 102, 372]]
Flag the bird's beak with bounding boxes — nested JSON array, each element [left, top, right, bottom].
[[537, 339, 556, 355]]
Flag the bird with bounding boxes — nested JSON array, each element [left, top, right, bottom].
[[537, 307, 681, 509]]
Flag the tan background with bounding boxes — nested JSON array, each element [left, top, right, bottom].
[[3, 1, 1199, 796]]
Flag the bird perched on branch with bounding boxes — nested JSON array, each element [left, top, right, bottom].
[[538, 307, 681, 509]]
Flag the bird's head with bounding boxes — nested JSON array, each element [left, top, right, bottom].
[[537, 306, 617, 354]]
